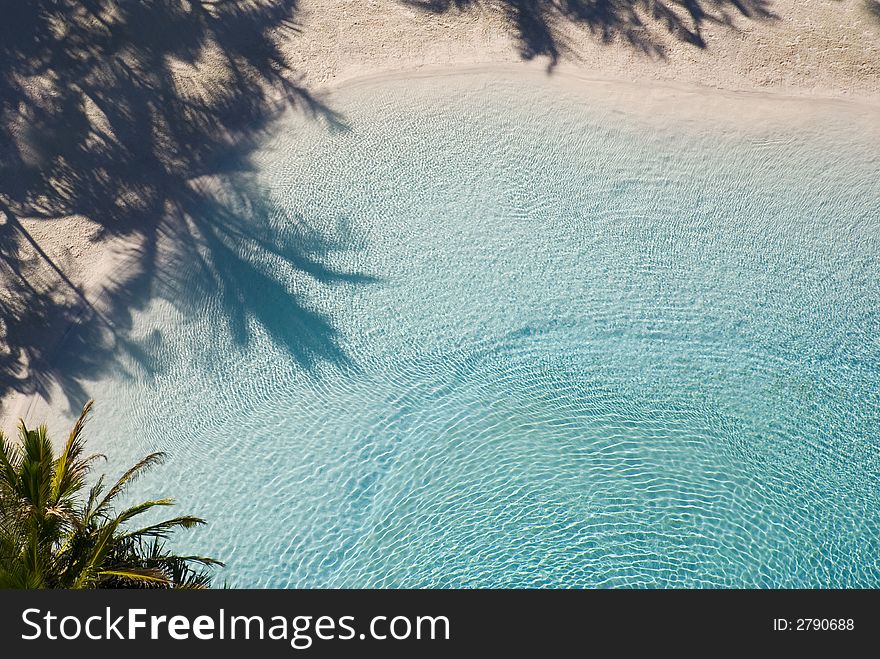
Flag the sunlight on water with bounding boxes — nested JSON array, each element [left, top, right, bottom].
[[44, 70, 880, 587]]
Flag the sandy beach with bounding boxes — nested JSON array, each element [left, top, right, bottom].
[[295, 0, 880, 98], [1, 0, 879, 428]]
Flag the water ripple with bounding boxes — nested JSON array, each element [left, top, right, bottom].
[[49, 73, 880, 588]]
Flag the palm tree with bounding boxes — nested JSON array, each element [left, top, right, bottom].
[[0, 400, 222, 588]]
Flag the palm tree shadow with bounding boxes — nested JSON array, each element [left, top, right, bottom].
[[0, 1, 370, 415], [402, 0, 777, 65]]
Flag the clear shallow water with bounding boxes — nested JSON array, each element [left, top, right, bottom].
[[43, 72, 880, 587]]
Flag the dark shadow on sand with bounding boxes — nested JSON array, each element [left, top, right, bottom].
[[0, 1, 371, 415], [401, 0, 776, 64]]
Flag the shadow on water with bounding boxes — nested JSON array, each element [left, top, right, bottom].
[[402, 0, 776, 64], [0, 1, 372, 416]]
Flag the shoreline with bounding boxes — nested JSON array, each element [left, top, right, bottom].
[[316, 59, 880, 108], [294, 0, 880, 102], [4, 66, 878, 431], [312, 60, 880, 111], [3, 0, 880, 429]]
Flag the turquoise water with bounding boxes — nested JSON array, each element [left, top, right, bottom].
[[42, 71, 880, 587]]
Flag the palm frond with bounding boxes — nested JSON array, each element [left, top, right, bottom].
[[94, 452, 166, 514], [0, 406, 221, 589], [18, 423, 54, 511], [0, 432, 23, 492], [70, 523, 119, 589], [52, 401, 105, 503], [162, 554, 225, 568], [117, 515, 207, 542], [80, 475, 106, 526], [97, 568, 171, 586], [111, 499, 176, 527]]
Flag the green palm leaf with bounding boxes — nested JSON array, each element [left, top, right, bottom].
[[0, 402, 222, 589], [96, 568, 171, 586], [118, 515, 207, 542], [94, 452, 166, 515], [51, 400, 105, 503]]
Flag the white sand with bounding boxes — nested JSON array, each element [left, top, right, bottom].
[[292, 0, 880, 99], [2, 0, 879, 428]]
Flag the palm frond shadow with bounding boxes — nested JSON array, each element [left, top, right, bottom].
[[1, 1, 370, 414], [402, 0, 776, 65]]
